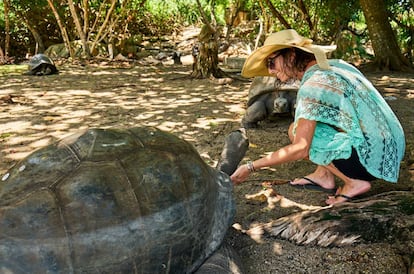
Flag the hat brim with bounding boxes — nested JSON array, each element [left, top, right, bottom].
[[241, 44, 336, 78]]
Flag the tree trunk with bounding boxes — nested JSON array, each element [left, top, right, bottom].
[[257, 0, 268, 41], [224, 0, 241, 45], [3, 0, 10, 57], [47, 0, 75, 59], [297, 0, 313, 32], [359, 0, 412, 71], [0, 46, 4, 64], [67, 0, 91, 58], [191, 24, 224, 78], [192, 0, 225, 78], [20, 19, 45, 54], [7, 7, 45, 55], [90, 0, 118, 55], [82, 0, 89, 35], [262, 0, 291, 29]]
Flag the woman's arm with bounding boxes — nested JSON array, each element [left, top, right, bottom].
[[230, 118, 316, 184]]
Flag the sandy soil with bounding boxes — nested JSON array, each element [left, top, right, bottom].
[[1, 59, 413, 273]]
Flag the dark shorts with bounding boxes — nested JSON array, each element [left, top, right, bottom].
[[332, 148, 377, 181]]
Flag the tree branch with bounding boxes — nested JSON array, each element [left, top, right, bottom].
[[262, 0, 291, 29], [196, 0, 216, 33]]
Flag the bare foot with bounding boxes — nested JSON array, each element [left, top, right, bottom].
[[290, 166, 335, 190], [325, 179, 371, 205]]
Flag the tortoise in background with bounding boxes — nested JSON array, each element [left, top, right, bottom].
[[25, 53, 58, 76], [242, 77, 299, 128], [0, 126, 247, 273]]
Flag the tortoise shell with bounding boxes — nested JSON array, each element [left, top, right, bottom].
[[247, 76, 299, 106], [28, 54, 55, 71], [0, 127, 235, 273]]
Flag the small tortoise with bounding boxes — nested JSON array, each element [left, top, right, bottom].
[[0, 126, 246, 273], [242, 77, 299, 128], [25, 53, 58, 76]]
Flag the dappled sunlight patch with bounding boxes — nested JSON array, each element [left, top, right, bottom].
[[148, 121, 187, 132], [193, 117, 233, 129], [4, 133, 51, 147], [0, 65, 248, 174], [173, 97, 204, 105], [28, 137, 53, 149], [225, 103, 245, 114], [120, 70, 142, 76], [0, 88, 16, 95], [65, 89, 92, 96], [20, 87, 43, 93], [31, 124, 49, 130], [64, 70, 88, 76], [272, 242, 283, 255], [179, 130, 200, 143], [371, 74, 414, 99], [90, 70, 114, 75], [138, 76, 165, 83], [1, 134, 53, 165], [51, 109, 91, 118], [407, 89, 414, 99], [1, 121, 32, 133], [6, 104, 34, 113], [244, 187, 324, 211], [48, 126, 90, 141], [47, 122, 80, 131]]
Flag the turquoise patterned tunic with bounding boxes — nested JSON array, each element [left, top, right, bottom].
[[294, 59, 405, 182]]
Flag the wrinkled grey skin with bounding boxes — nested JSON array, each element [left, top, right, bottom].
[[216, 128, 249, 176], [25, 53, 58, 76], [242, 77, 299, 128], [0, 127, 246, 274]]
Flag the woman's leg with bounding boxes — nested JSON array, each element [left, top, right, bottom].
[[288, 123, 336, 189], [290, 165, 336, 190], [324, 163, 371, 205], [288, 123, 373, 204]]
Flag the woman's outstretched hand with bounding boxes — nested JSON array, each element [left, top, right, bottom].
[[230, 164, 250, 185]]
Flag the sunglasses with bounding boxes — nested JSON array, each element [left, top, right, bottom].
[[267, 52, 282, 70]]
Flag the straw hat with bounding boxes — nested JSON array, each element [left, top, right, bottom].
[[241, 29, 337, 78]]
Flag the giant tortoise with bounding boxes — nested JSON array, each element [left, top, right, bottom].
[[0, 126, 247, 273], [241, 77, 299, 128], [25, 53, 58, 76]]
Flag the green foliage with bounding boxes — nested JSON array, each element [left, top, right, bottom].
[[147, 0, 202, 24], [137, 0, 236, 35], [130, 0, 204, 35], [176, 1, 201, 24], [386, 0, 414, 61], [262, 0, 360, 41], [0, 0, 412, 63], [0, 64, 28, 75], [252, 0, 372, 63], [0, 1, 3, 27], [2, 0, 61, 56]]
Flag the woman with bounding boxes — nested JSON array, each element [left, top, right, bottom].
[[230, 29, 405, 205]]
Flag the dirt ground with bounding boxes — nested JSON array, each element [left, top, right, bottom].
[[1, 57, 413, 273]]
